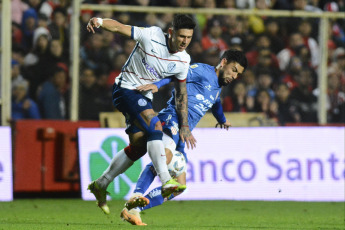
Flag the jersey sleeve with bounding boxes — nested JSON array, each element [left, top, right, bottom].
[[154, 77, 173, 89], [211, 97, 226, 124], [132, 26, 157, 43], [174, 60, 190, 81]]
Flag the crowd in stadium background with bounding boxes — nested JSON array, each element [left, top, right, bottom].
[[9, 0, 345, 125]]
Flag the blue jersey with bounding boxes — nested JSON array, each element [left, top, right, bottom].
[[159, 63, 225, 131]]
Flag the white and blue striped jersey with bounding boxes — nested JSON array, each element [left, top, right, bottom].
[[115, 26, 191, 100]]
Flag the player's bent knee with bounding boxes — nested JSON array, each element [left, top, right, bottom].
[[124, 144, 146, 161], [147, 116, 163, 141]]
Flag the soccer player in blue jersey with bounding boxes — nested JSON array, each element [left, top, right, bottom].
[[86, 14, 197, 215], [120, 49, 248, 225]]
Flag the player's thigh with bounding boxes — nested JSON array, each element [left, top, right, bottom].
[[113, 84, 160, 132], [128, 131, 147, 149]]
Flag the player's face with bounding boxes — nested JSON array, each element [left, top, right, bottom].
[[170, 28, 194, 52], [219, 62, 244, 86]]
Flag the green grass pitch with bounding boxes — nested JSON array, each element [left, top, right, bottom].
[[0, 199, 343, 229]]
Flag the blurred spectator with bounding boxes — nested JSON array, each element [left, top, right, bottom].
[[222, 80, 249, 112], [277, 32, 305, 72], [12, 78, 41, 120], [264, 18, 285, 54], [201, 18, 228, 65], [248, 68, 275, 99], [123, 39, 137, 57], [236, 0, 255, 9], [221, 0, 237, 9], [27, 0, 45, 13], [107, 53, 128, 87], [322, 68, 345, 123], [275, 83, 298, 125], [222, 16, 252, 52], [11, 60, 25, 84], [23, 27, 52, 99], [80, 9, 94, 44], [137, 13, 159, 27], [79, 68, 114, 120], [250, 89, 278, 119], [47, 39, 68, 68], [282, 56, 303, 89], [48, 7, 69, 55], [37, 13, 49, 28], [23, 27, 51, 67], [228, 36, 243, 51], [80, 33, 113, 73], [242, 68, 256, 92], [290, 68, 318, 122], [11, 0, 29, 25], [297, 19, 319, 69], [285, 0, 321, 36], [195, 0, 216, 33], [21, 8, 38, 51], [12, 22, 23, 48], [247, 0, 270, 35], [252, 48, 281, 83], [246, 34, 279, 70], [156, 13, 174, 31], [328, 19, 345, 48], [330, 48, 345, 92], [37, 64, 70, 119], [12, 45, 27, 68], [188, 41, 205, 63]]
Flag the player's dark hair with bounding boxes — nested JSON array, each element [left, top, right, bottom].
[[172, 14, 196, 30], [221, 49, 248, 71]]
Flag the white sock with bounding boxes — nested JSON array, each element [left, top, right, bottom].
[[97, 149, 133, 189], [147, 139, 171, 184]]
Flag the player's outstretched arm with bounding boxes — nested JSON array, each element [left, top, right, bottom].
[[136, 77, 173, 93], [87, 17, 132, 37], [212, 97, 230, 130], [174, 79, 196, 149]]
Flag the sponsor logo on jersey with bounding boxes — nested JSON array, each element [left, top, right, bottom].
[[142, 58, 162, 79], [190, 64, 198, 69], [138, 98, 147, 106], [205, 84, 212, 91], [171, 126, 178, 135], [167, 62, 176, 73], [196, 94, 204, 100]]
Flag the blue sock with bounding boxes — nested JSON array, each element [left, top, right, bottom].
[[141, 186, 164, 211], [141, 187, 177, 211], [134, 163, 156, 194]]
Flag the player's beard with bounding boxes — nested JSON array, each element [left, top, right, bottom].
[[218, 71, 228, 86]]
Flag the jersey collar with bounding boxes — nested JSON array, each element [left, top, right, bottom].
[[165, 34, 177, 54]]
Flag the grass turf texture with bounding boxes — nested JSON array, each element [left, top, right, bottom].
[[0, 199, 343, 229]]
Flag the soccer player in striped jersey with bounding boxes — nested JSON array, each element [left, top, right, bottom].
[[86, 14, 197, 215], [121, 49, 248, 225]]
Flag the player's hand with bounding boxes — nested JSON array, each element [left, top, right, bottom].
[[179, 126, 197, 149], [215, 119, 231, 130], [87, 17, 101, 34], [136, 84, 158, 93]]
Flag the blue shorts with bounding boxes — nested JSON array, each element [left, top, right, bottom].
[[112, 83, 152, 134]]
